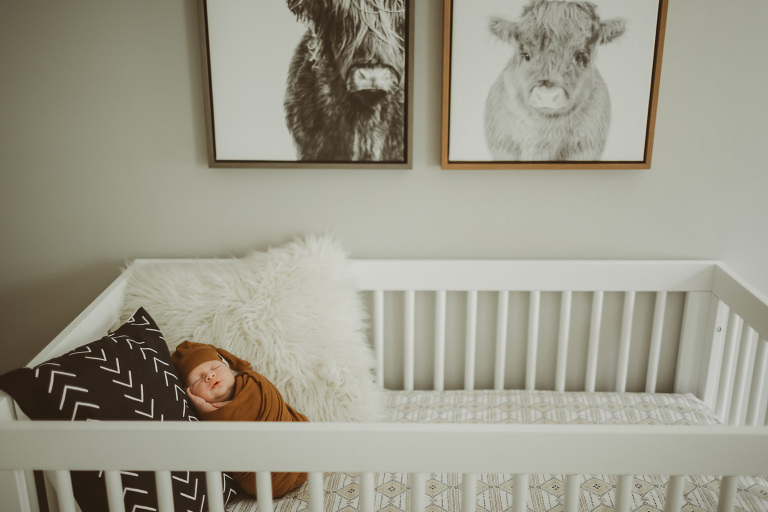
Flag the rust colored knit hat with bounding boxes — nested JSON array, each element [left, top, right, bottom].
[[171, 340, 252, 383]]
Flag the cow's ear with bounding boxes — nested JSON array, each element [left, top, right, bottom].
[[599, 18, 627, 44], [488, 16, 519, 44]]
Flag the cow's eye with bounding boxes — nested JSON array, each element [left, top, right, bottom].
[[575, 52, 589, 65], [521, 52, 531, 62]]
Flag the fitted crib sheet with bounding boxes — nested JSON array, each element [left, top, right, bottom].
[[227, 390, 768, 512]]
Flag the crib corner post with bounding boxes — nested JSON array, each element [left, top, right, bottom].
[[675, 291, 726, 406]]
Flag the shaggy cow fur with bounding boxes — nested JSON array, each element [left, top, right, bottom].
[[484, 0, 626, 161], [284, 0, 407, 162]]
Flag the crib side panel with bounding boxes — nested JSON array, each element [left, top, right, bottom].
[[352, 261, 713, 393], [700, 264, 768, 425]]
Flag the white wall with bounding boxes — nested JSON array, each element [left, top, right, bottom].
[[1, 0, 767, 374]]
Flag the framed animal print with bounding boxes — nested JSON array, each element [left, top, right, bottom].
[[441, 0, 668, 170], [199, 0, 414, 168]]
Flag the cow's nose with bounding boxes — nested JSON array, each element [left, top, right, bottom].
[[349, 65, 398, 92], [529, 84, 568, 110]]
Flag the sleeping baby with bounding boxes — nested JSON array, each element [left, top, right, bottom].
[[171, 340, 309, 499]]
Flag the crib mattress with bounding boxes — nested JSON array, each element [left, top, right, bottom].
[[227, 390, 768, 512]]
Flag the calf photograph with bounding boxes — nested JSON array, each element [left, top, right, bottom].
[[442, 0, 668, 169], [200, 0, 413, 168]]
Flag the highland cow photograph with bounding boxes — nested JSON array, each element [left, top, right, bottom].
[[201, 0, 413, 168], [441, 0, 668, 169]]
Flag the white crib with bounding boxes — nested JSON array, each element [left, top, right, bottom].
[[2, 259, 768, 512]]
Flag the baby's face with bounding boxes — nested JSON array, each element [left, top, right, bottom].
[[186, 360, 235, 403]]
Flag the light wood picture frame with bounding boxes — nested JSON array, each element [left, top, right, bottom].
[[199, 0, 414, 169], [441, 0, 668, 170]]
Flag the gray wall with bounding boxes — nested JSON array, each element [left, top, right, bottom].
[[1, 0, 767, 375]]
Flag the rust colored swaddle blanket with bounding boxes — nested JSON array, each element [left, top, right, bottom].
[[172, 341, 309, 499], [199, 369, 309, 498]]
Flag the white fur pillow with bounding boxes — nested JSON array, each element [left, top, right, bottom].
[[119, 235, 387, 422]]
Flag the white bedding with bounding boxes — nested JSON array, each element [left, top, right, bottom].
[[227, 390, 768, 512]]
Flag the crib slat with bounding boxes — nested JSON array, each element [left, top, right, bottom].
[[373, 290, 385, 388], [257, 471, 274, 512], [585, 291, 604, 392], [465, 291, 478, 391], [434, 290, 447, 391], [646, 291, 667, 393], [410, 472, 426, 512], [513, 474, 528, 512], [155, 471, 174, 512], [462, 473, 477, 512], [52, 470, 77, 512], [614, 474, 633, 512], [104, 470, 125, 512], [308, 472, 324, 512], [555, 291, 573, 392], [747, 338, 768, 426], [360, 472, 375, 512], [717, 476, 738, 512], [526, 291, 541, 391], [716, 312, 743, 422], [701, 299, 730, 408], [564, 474, 579, 512], [404, 290, 416, 392], [730, 326, 757, 425], [494, 291, 509, 391], [615, 292, 635, 393], [206, 471, 225, 512], [664, 475, 685, 512]]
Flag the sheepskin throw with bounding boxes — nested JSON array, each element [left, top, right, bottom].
[[119, 235, 386, 423]]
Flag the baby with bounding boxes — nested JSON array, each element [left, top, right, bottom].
[[171, 340, 309, 499]]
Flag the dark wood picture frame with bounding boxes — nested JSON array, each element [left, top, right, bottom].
[[199, 0, 414, 169], [441, 0, 668, 170]]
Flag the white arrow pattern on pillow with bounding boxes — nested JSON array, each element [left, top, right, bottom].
[[84, 348, 108, 362], [135, 398, 155, 418], [35, 362, 60, 378], [108, 334, 145, 348], [139, 347, 157, 360], [123, 486, 148, 497], [163, 370, 177, 386], [152, 357, 168, 373], [100, 358, 121, 374], [113, 370, 133, 388], [69, 345, 92, 356], [58, 385, 88, 410], [48, 370, 76, 393], [179, 477, 199, 500], [70, 401, 100, 420], [125, 383, 144, 403]]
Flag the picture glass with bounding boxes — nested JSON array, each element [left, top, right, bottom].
[[202, 0, 412, 167], [443, 0, 666, 169]]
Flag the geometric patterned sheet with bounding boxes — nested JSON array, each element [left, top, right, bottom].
[[387, 390, 722, 425], [227, 390, 768, 512]]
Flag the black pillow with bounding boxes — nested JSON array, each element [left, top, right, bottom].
[[0, 307, 239, 512]]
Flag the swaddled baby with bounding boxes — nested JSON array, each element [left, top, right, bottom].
[[171, 341, 309, 499]]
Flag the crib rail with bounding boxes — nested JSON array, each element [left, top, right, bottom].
[[2, 421, 768, 512], [349, 260, 768, 428]]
